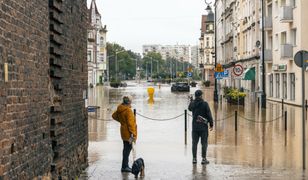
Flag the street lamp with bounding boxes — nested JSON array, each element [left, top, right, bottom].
[[261, 0, 267, 108], [206, 0, 218, 102]]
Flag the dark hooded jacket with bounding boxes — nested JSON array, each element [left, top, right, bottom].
[[188, 97, 213, 131]]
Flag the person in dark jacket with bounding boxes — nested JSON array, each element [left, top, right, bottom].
[[188, 90, 213, 164]]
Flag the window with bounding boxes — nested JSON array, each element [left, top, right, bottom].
[[269, 74, 273, 97], [206, 37, 210, 47], [282, 73, 287, 99], [100, 37, 105, 47], [290, 73, 295, 100], [275, 73, 280, 98], [291, 29, 297, 46], [87, 51, 92, 62], [281, 31, 287, 45]]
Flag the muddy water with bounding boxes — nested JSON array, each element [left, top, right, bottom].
[[84, 82, 308, 179]]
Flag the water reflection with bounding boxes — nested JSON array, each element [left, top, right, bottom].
[[86, 83, 308, 178]]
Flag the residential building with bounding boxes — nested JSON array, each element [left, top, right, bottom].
[[215, 0, 261, 97], [88, 0, 107, 87], [265, 0, 308, 106], [143, 44, 192, 63], [191, 45, 199, 68], [199, 11, 215, 83]]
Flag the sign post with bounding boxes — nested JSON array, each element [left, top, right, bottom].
[[294, 50, 308, 169]]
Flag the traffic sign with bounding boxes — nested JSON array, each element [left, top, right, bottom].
[[233, 64, 244, 76], [214, 69, 229, 79], [294, 50, 308, 68], [187, 72, 192, 77], [215, 63, 224, 72]]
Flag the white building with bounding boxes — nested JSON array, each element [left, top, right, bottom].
[[87, 0, 107, 87], [265, 0, 308, 106], [215, 0, 261, 95], [191, 45, 199, 68], [143, 44, 192, 63], [199, 11, 215, 83]]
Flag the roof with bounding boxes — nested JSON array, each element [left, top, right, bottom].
[[89, 0, 100, 16]]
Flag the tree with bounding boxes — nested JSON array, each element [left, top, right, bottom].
[[106, 43, 140, 81]]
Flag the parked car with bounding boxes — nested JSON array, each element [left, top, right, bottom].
[[171, 82, 190, 92]]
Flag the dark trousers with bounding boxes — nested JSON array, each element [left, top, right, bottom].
[[122, 141, 132, 169], [192, 130, 208, 159]]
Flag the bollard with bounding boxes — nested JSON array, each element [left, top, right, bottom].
[[235, 111, 238, 132], [134, 109, 136, 117], [184, 110, 187, 145], [285, 111, 287, 131]]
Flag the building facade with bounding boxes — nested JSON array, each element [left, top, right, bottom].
[[0, 0, 88, 179], [215, 0, 261, 98], [191, 45, 199, 68], [264, 0, 308, 106], [88, 0, 107, 87], [199, 12, 215, 83], [143, 44, 192, 63]]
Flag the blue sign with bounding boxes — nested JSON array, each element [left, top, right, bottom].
[[214, 70, 229, 79], [187, 72, 192, 77]]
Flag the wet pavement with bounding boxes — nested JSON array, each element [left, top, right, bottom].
[[81, 82, 308, 179]]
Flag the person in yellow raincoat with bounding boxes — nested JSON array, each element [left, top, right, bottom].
[[112, 95, 137, 172]]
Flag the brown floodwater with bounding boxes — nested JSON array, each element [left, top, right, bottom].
[[83, 82, 308, 179]]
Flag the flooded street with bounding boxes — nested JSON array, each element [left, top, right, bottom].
[[83, 82, 308, 179]]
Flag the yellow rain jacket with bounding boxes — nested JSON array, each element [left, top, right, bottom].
[[112, 104, 137, 141]]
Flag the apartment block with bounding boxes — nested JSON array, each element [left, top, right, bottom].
[[265, 0, 308, 105], [143, 44, 192, 63]]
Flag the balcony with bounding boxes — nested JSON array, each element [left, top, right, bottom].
[[280, 6, 293, 22], [264, 17, 272, 30], [280, 44, 293, 58], [264, 49, 272, 62]]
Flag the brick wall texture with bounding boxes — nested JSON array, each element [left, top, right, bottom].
[[0, 0, 88, 179]]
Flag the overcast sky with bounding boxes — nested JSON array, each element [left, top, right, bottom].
[[87, 0, 213, 53]]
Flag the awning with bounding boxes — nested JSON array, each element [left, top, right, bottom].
[[242, 67, 255, 80]]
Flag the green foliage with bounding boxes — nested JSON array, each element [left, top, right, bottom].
[[226, 88, 246, 100]]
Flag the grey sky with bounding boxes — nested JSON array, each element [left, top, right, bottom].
[[87, 0, 213, 53]]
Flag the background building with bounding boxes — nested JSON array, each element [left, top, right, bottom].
[[199, 11, 215, 83], [143, 44, 192, 63], [191, 45, 199, 68], [88, 0, 107, 86]]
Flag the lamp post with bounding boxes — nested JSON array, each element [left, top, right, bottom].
[[115, 50, 125, 82], [261, 0, 267, 108], [206, 0, 218, 102]]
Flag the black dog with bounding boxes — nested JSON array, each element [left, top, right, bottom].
[[131, 158, 145, 178]]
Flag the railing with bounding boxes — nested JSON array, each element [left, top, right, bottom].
[[280, 6, 293, 22], [281, 44, 293, 58], [264, 16, 273, 30]]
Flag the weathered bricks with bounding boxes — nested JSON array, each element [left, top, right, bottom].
[[0, 0, 88, 179]]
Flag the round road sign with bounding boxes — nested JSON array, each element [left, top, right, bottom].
[[294, 50, 308, 68], [233, 64, 243, 76]]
